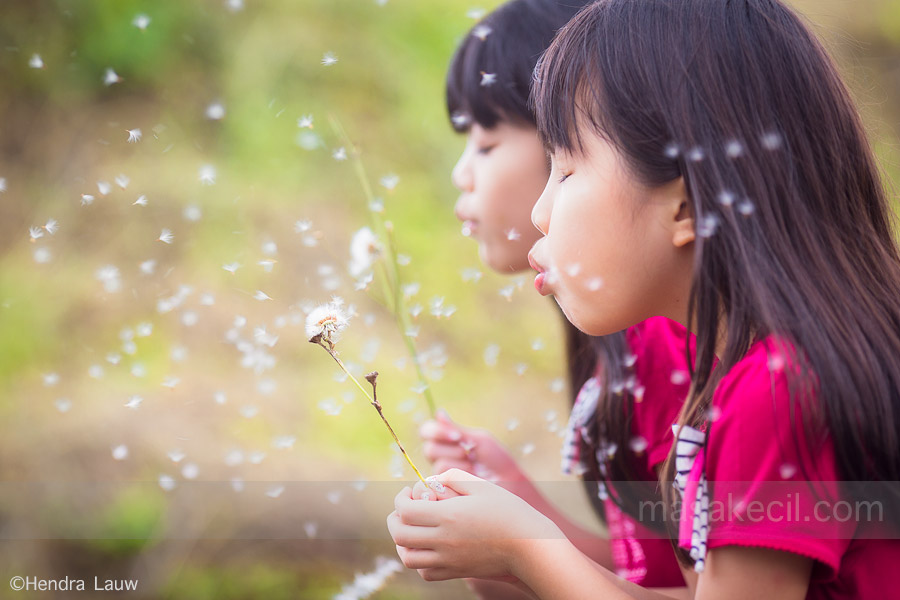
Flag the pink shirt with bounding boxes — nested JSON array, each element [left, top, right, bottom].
[[602, 317, 693, 587], [678, 336, 900, 598]]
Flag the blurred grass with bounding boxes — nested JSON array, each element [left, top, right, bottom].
[[0, 0, 898, 598]]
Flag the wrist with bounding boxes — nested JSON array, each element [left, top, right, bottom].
[[506, 514, 566, 580]]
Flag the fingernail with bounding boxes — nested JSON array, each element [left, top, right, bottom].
[[426, 476, 446, 494], [449, 430, 462, 441], [421, 492, 432, 501]]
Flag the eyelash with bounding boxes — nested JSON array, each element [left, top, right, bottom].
[[558, 173, 571, 183], [477, 145, 496, 155]]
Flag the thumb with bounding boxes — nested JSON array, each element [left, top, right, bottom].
[[432, 467, 490, 496]]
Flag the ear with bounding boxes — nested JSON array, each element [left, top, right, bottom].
[[667, 178, 694, 248]]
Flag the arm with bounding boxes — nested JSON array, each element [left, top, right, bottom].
[[389, 470, 813, 600], [420, 413, 613, 571]]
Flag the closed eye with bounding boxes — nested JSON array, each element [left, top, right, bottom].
[[558, 173, 571, 183], [477, 145, 496, 155]]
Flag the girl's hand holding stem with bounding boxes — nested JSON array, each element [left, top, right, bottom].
[[387, 468, 562, 584]]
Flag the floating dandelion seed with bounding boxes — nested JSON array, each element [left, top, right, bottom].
[[718, 190, 736, 207], [670, 369, 689, 385], [472, 24, 493, 40], [158, 229, 174, 244], [467, 8, 487, 19], [55, 398, 72, 413], [124, 395, 143, 410], [139, 259, 156, 275], [111, 445, 129, 461], [132, 14, 151, 30], [686, 147, 705, 162], [664, 143, 680, 159], [131, 363, 147, 378], [226, 0, 245, 12], [253, 290, 272, 301], [499, 285, 515, 301], [126, 128, 142, 143], [258, 259, 277, 272], [725, 139, 744, 158], [29, 54, 44, 69], [115, 174, 130, 189], [167, 449, 186, 463], [266, 485, 285, 498], [106, 352, 121, 365], [297, 114, 314, 129], [294, 219, 312, 233], [181, 463, 199, 479], [737, 199, 756, 216], [95, 265, 121, 293], [480, 72, 497, 86], [332, 147, 347, 161], [349, 229, 382, 279], [43, 373, 60, 387], [461, 267, 482, 282], [183, 204, 202, 222], [28, 227, 43, 242], [451, 111, 470, 129], [0, 178, 6, 192], [586, 277, 604, 291], [380, 173, 400, 190], [205, 102, 225, 120], [483, 344, 500, 367], [779, 463, 797, 480], [565, 263, 582, 277], [629, 436, 649, 454], [133, 195, 147, 206], [222, 262, 240, 274], [321, 51, 338, 66], [158, 475, 176, 492], [761, 131, 783, 150], [104, 68, 121, 86], [198, 164, 216, 185], [97, 181, 111, 195], [697, 214, 720, 238], [506, 228, 521, 241], [80, 194, 95, 206]]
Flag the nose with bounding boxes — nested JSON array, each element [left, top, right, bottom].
[[531, 176, 553, 235], [451, 146, 474, 193]]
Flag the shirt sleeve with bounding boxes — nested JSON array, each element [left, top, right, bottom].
[[701, 340, 852, 580]]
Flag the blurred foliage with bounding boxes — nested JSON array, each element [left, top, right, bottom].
[[0, 0, 898, 598]]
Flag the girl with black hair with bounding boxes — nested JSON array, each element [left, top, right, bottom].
[[390, 1, 900, 598], [415, 0, 693, 596]]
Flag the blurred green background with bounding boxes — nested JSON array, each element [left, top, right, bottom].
[[0, 0, 898, 598]]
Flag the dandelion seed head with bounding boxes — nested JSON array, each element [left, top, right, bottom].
[[305, 298, 350, 343]]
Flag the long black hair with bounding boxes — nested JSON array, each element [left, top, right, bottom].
[[533, 0, 900, 552], [446, 0, 663, 526]]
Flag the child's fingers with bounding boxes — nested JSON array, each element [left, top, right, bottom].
[[393, 490, 444, 526], [432, 459, 474, 476], [394, 545, 443, 571], [419, 419, 463, 443], [433, 468, 488, 496], [413, 478, 462, 501], [423, 440, 469, 462]]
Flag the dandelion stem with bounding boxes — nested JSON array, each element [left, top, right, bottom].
[[328, 115, 437, 417], [314, 340, 428, 487]]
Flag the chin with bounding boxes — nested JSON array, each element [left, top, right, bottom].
[[481, 246, 527, 274]]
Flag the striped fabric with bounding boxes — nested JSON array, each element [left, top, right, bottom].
[[672, 423, 709, 572], [561, 375, 602, 476]]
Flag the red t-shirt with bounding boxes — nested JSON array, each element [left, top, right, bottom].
[[678, 336, 900, 598], [603, 317, 693, 587]]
